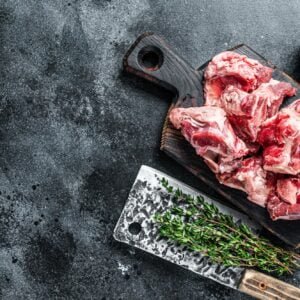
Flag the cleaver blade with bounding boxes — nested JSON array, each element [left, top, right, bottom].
[[113, 165, 300, 300]]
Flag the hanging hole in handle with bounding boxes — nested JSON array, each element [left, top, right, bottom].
[[138, 46, 164, 71], [128, 222, 142, 235]]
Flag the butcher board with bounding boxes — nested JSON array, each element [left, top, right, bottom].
[[123, 33, 300, 248]]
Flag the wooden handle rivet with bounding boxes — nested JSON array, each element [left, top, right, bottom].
[[259, 282, 267, 290]]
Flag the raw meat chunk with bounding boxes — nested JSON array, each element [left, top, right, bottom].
[[204, 51, 273, 106], [220, 86, 265, 142], [277, 178, 299, 205], [258, 100, 300, 175], [219, 79, 296, 141], [170, 50, 298, 221], [267, 177, 300, 220], [169, 107, 250, 173], [218, 157, 271, 207], [261, 80, 297, 117]]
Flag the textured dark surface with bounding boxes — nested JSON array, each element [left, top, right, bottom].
[[0, 0, 299, 299]]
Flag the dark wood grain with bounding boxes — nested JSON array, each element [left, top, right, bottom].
[[124, 33, 300, 248], [123, 32, 203, 107]]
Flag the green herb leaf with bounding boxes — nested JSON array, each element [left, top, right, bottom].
[[155, 178, 300, 275]]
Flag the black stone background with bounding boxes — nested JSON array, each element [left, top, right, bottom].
[[0, 0, 299, 299]]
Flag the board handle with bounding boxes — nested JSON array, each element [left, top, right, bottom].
[[239, 269, 300, 300], [123, 33, 203, 107]]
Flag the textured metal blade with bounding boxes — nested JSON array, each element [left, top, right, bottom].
[[114, 165, 261, 290]]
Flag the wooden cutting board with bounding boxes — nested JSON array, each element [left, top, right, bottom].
[[123, 33, 300, 248]]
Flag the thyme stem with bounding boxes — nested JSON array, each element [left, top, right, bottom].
[[154, 178, 299, 275]]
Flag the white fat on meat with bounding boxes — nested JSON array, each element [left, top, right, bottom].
[[218, 157, 270, 207], [169, 106, 250, 173], [204, 51, 273, 106], [267, 177, 300, 220], [277, 178, 298, 205], [216, 79, 296, 142]]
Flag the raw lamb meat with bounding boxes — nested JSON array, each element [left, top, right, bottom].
[[267, 177, 300, 220], [217, 157, 271, 207], [258, 100, 300, 175], [219, 79, 296, 141], [204, 51, 273, 106], [261, 80, 297, 117], [170, 50, 299, 220], [169, 106, 250, 173], [277, 177, 299, 205]]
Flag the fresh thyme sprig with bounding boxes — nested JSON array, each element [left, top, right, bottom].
[[154, 178, 300, 275]]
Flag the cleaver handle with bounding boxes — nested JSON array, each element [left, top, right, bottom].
[[239, 269, 300, 300], [123, 33, 203, 107]]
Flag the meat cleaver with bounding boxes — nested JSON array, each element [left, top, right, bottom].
[[114, 165, 300, 300]]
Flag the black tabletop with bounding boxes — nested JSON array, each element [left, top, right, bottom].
[[0, 1, 300, 299]]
